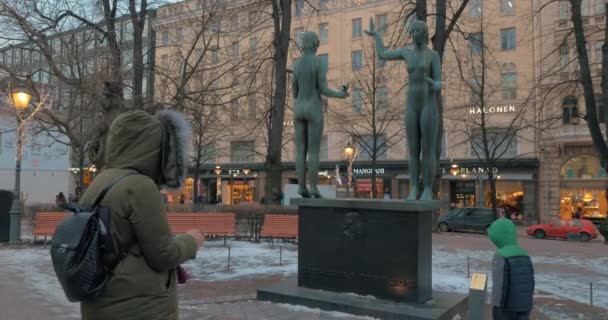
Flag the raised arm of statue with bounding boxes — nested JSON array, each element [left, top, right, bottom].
[[317, 58, 348, 99], [365, 18, 403, 61]]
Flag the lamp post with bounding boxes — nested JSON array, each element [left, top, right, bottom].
[[214, 166, 222, 204], [344, 143, 356, 198], [9, 77, 34, 244], [242, 169, 250, 201]]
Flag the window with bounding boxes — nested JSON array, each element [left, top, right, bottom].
[[162, 31, 169, 45], [597, 0, 605, 15], [559, 0, 570, 20], [319, 23, 329, 42], [319, 53, 328, 68], [562, 96, 579, 125], [501, 27, 516, 50], [247, 95, 257, 120], [231, 100, 241, 120], [469, 0, 482, 17], [230, 141, 255, 163], [319, 0, 328, 11], [357, 135, 388, 161], [211, 48, 219, 64], [582, 0, 590, 16], [560, 43, 569, 67], [320, 135, 328, 160], [500, 0, 514, 14], [502, 72, 517, 100], [123, 22, 133, 42], [211, 17, 221, 32], [377, 86, 388, 110], [596, 42, 604, 64], [376, 14, 388, 33], [595, 94, 606, 123], [161, 54, 169, 67], [248, 11, 257, 27], [231, 42, 240, 58], [352, 88, 362, 113], [470, 129, 517, 158], [295, 28, 304, 47], [295, 0, 304, 16], [469, 77, 481, 104], [469, 32, 483, 55], [249, 37, 258, 53], [352, 50, 363, 70], [230, 15, 239, 32], [352, 18, 362, 38], [176, 28, 183, 43]]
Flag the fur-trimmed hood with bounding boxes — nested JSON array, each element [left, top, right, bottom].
[[104, 110, 191, 189]]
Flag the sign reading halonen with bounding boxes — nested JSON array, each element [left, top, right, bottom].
[[469, 105, 516, 114]]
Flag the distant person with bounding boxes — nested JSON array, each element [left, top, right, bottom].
[[574, 207, 582, 219], [55, 192, 66, 207], [179, 194, 185, 205], [78, 110, 204, 320], [488, 218, 535, 320]]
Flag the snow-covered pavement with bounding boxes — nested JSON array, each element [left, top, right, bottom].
[[0, 234, 606, 319]]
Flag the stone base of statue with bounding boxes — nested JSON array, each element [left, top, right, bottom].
[[257, 198, 468, 319]]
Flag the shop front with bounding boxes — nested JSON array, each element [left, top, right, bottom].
[[352, 167, 396, 199], [439, 159, 538, 222], [558, 155, 607, 223]]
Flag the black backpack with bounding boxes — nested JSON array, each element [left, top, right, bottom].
[[50, 173, 135, 302]]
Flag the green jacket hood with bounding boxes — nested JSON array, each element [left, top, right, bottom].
[[104, 109, 191, 189], [488, 218, 528, 258], [104, 111, 162, 182]]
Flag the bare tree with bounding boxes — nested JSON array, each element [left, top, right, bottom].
[[330, 26, 405, 198]]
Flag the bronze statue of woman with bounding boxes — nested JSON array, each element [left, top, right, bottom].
[[366, 19, 442, 200], [293, 32, 348, 198]]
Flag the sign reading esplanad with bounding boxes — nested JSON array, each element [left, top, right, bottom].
[[469, 105, 516, 114]]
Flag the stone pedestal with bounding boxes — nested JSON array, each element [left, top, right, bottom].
[[257, 198, 468, 319]]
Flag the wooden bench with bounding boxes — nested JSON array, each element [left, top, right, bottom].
[[33, 212, 71, 242], [260, 214, 298, 244], [167, 213, 236, 244]]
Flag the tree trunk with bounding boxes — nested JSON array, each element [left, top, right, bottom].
[[487, 169, 498, 220], [264, 0, 292, 205], [570, 0, 608, 166], [416, 0, 427, 21], [78, 148, 85, 193], [371, 153, 378, 198], [128, 0, 148, 110]]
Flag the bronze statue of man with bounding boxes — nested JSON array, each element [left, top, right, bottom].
[[366, 19, 442, 200], [293, 32, 348, 198]]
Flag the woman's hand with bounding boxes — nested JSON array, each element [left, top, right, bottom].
[[364, 18, 378, 37], [426, 77, 442, 91], [186, 229, 205, 248]]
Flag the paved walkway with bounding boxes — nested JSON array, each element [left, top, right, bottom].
[[1, 222, 606, 319]]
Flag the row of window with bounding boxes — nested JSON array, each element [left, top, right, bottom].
[[562, 95, 606, 125], [294, 14, 387, 48], [559, 0, 606, 19], [469, 27, 516, 54], [468, 0, 516, 17]]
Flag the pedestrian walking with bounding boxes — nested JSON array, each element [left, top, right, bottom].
[[78, 110, 204, 320], [488, 218, 535, 320]]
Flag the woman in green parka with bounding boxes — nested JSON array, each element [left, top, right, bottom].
[[79, 110, 204, 320]]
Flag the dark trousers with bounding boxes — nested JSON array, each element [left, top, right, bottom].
[[493, 307, 530, 320]]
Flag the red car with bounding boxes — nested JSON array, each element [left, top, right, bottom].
[[527, 219, 599, 242]]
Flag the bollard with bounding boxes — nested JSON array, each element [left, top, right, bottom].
[[279, 246, 283, 266], [467, 257, 470, 278], [468, 273, 487, 320], [590, 282, 593, 307], [227, 246, 231, 271]]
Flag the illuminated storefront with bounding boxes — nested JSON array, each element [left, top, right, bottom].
[[559, 155, 607, 222]]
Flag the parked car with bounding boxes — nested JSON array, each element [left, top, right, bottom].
[[438, 208, 496, 233], [527, 219, 599, 242]]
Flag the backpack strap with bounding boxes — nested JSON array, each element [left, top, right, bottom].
[[92, 172, 139, 211]]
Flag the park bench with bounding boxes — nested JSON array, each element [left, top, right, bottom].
[[260, 214, 298, 244], [167, 213, 236, 244], [33, 212, 71, 243]]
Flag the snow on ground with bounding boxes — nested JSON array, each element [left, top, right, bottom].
[[1, 240, 606, 313], [273, 302, 380, 319]]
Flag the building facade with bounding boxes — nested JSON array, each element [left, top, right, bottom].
[[155, 0, 547, 223], [535, 0, 608, 223]]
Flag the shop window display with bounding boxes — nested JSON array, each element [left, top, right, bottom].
[[484, 180, 524, 220], [560, 189, 607, 221]]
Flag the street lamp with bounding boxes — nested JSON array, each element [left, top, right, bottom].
[[214, 166, 222, 204], [450, 161, 459, 176], [344, 142, 356, 198], [9, 77, 34, 244]]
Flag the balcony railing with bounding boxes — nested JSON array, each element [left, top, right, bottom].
[[549, 124, 606, 138]]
